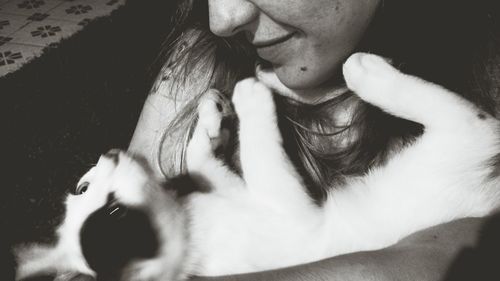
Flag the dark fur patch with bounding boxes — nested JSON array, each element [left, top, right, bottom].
[[80, 203, 159, 278], [477, 113, 487, 120], [215, 102, 223, 112], [103, 149, 121, 165], [163, 175, 211, 198], [128, 153, 156, 175]]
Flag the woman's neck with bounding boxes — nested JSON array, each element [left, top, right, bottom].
[[256, 64, 351, 105]]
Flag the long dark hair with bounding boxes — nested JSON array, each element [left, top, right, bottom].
[[154, 0, 500, 203]]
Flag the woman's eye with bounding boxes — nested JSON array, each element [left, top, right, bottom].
[[72, 182, 89, 195]]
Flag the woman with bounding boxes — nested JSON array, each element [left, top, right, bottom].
[[129, 0, 500, 280]]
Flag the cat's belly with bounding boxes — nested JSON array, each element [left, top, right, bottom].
[[183, 176, 500, 277], [184, 192, 332, 276]]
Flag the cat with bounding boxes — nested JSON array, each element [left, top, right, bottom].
[[15, 53, 500, 280]]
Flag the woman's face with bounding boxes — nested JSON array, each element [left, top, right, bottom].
[[208, 0, 380, 91]]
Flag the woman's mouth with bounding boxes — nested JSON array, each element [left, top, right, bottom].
[[253, 33, 296, 63], [253, 33, 296, 49]]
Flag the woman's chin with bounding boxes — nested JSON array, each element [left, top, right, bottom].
[[273, 63, 335, 91], [257, 64, 348, 104]]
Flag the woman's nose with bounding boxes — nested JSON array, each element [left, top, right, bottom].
[[208, 0, 258, 37]]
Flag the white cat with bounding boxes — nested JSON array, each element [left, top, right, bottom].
[[15, 53, 500, 280]]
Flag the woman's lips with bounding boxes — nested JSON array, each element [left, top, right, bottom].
[[253, 33, 296, 62], [253, 33, 295, 48]]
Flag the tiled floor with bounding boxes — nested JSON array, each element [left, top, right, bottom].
[[0, 0, 125, 76]]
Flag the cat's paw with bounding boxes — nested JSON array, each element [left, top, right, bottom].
[[197, 89, 232, 149], [232, 78, 275, 119], [187, 90, 232, 169], [343, 53, 399, 104], [343, 52, 469, 126]]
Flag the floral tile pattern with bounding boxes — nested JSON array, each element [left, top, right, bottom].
[[12, 18, 81, 45], [0, 50, 22, 65], [2, 0, 62, 16], [0, 42, 41, 72], [0, 0, 125, 76], [0, 35, 12, 45], [0, 14, 31, 35]]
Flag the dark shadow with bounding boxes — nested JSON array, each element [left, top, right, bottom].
[[443, 212, 500, 281]]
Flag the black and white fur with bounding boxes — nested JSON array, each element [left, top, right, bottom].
[[15, 53, 500, 280]]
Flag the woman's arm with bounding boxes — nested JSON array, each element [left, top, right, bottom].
[[128, 84, 184, 177], [128, 61, 209, 178], [192, 217, 488, 281]]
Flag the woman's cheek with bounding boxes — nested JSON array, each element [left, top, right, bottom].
[[271, 0, 380, 90]]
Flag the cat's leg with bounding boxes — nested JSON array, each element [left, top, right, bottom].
[[331, 53, 500, 249], [186, 89, 244, 190], [342, 52, 499, 173], [343, 53, 496, 133], [232, 79, 316, 214]]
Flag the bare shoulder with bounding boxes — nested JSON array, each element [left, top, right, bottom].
[[128, 52, 211, 177]]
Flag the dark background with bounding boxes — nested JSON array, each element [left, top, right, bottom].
[[0, 0, 176, 277]]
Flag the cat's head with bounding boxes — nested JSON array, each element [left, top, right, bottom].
[[16, 149, 189, 281]]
